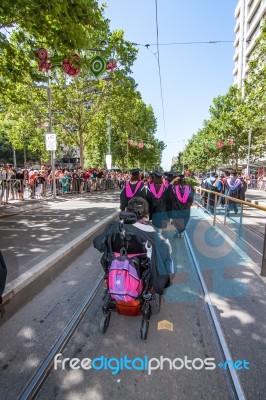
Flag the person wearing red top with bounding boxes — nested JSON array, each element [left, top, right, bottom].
[[83, 170, 91, 192]]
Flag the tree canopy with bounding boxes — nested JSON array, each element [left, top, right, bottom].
[[0, 15, 163, 170], [173, 25, 266, 173]]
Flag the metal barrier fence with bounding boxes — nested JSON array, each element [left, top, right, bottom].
[[195, 186, 266, 223], [247, 178, 266, 190], [194, 186, 266, 277], [0, 177, 116, 204]]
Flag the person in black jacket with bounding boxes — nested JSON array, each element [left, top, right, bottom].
[[93, 197, 173, 294], [120, 169, 147, 211]]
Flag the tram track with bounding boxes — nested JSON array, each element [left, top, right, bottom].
[[18, 272, 105, 400], [16, 234, 248, 400], [184, 232, 246, 400]]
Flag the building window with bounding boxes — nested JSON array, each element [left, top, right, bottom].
[[248, 0, 255, 12], [248, 3, 262, 28], [247, 22, 261, 45]]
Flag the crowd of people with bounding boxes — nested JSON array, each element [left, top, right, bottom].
[[199, 171, 249, 215], [1, 163, 264, 221], [247, 173, 266, 190], [0, 164, 119, 204]]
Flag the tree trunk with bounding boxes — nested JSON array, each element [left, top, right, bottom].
[[23, 146, 27, 168]]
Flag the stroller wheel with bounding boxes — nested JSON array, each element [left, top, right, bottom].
[[140, 319, 149, 341], [99, 312, 111, 334]]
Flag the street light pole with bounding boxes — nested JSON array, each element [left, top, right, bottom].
[[127, 140, 129, 173], [182, 139, 186, 174], [107, 115, 111, 156], [105, 115, 112, 170], [47, 75, 56, 199], [13, 147, 17, 168], [247, 128, 252, 176]]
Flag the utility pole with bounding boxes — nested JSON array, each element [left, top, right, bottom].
[[107, 115, 111, 156], [182, 139, 186, 174], [106, 115, 112, 170], [13, 147, 17, 168], [47, 76, 56, 199], [246, 128, 252, 188]]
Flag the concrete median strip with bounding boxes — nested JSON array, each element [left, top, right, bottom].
[[2, 210, 119, 306]]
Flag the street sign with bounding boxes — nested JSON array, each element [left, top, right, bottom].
[[106, 154, 112, 170], [45, 133, 57, 151]]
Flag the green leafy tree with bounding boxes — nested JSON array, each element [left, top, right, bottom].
[[243, 25, 266, 158], [0, 0, 108, 86]]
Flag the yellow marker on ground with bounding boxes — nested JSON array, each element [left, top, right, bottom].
[[158, 320, 173, 331]]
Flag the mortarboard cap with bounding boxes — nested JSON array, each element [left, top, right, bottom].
[[129, 168, 141, 175], [152, 171, 164, 178], [165, 171, 174, 177]]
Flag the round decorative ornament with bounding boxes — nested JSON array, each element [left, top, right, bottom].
[[89, 55, 107, 77], [216, 140, 224, 149], [106, 60, 117, 71], [35, 48, 48, 60], [62, 59, 80, 76]]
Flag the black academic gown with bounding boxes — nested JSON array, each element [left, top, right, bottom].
[[167, 183, 194, 234], [146, 183, 168, 228], [120, 180, 147, 211]]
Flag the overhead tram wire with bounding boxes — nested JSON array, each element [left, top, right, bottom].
[[154, 0, 167, 141], [134, 40, 235, 46]]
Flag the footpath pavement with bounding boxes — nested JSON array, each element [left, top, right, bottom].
[[0, 190, 120, 305], [245, 188, 266, 206]]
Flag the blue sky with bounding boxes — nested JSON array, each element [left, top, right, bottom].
[[102, 0, 238, 170]]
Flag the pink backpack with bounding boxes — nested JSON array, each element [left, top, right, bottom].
[[108, 256, 143, 302]]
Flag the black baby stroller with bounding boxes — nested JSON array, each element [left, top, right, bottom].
[[94, 211, 162, 341]]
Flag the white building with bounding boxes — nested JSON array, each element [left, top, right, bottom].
[[171, 156, 177, 166], [233, 0, 266, 87]]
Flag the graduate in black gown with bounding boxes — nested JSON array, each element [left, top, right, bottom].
[[120, 168, 147, 211], [164, 172, 175, 189], [146, 171, 168, 230], [168, 174, 194, 238]]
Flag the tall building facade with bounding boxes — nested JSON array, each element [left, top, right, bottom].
[[233, 0, 266, 87]]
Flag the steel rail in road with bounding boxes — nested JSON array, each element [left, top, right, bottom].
[[184, 232, 246, 400], [18, 272, 104, 400]]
